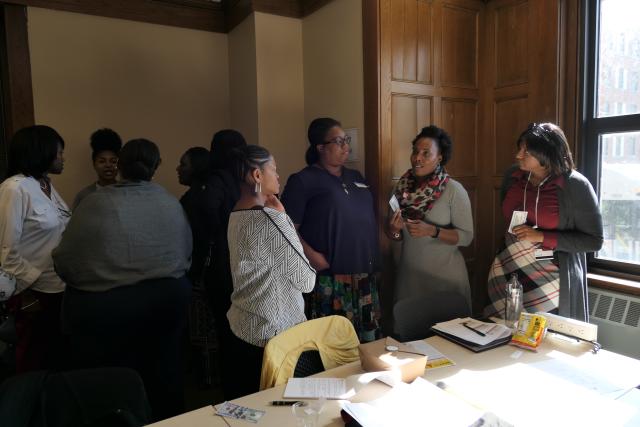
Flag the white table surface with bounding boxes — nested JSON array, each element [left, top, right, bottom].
[[150, 335, 640, 427]]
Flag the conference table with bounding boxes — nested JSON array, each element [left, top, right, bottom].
[[151, 334, 640, 426]]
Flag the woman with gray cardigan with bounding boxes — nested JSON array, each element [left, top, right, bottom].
[[387, 126, 474, 332], [53, 139, 192, 421], [484, 123, 603, 322]]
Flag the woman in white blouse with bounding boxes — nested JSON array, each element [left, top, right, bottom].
[[226, 145, 316, 398], [0, 125, 69, 372]]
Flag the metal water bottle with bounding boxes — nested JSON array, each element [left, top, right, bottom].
[[504, 273, 523, 328]]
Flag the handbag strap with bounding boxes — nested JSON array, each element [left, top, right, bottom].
[[262, 209, 315, 273]]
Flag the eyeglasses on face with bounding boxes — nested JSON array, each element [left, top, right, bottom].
[[324, 135, 352, 148]]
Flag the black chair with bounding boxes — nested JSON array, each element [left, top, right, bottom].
[[293, 350, 324, 378], [0, 368, 151, 427], [392, 291, 471, 342]]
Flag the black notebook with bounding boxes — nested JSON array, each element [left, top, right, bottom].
[[430, 327, 512, 353]]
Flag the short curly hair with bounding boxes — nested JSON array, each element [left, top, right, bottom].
[[90, 128, 122, 161], [411, 125, 453, 166]]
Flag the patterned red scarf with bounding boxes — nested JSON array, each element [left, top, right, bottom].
[[394, 165, 449, 220]]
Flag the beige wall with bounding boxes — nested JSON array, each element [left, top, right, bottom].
[[302, 0, 365, 173], [228, 15, 259, 146], [254, 12, 306, 185], [27, 7, 230, 202]]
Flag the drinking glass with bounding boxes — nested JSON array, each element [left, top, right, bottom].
[[292, 401, 322, 427]]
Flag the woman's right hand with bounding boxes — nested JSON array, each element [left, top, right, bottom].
[[388, 209, 404, 234], [307, 249, 330, 271]]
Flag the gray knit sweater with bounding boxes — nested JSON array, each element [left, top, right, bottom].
[[501, 166, 604, 321], [53, 181, 192, 291]]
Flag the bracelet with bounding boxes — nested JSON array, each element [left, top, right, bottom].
[[432, 226, 441, 239]]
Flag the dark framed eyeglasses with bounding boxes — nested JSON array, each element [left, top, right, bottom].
[[324, 135, 352, 148]]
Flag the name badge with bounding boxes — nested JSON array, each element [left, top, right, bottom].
[[389, 195, 400, 212], [535, 249, 554, 260], [354, 182, 369, 189], [508, 210, 528, 233]]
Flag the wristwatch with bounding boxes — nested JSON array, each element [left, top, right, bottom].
[[432, 226, 441, 239]]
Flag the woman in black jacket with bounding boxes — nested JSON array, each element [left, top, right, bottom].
[[191, 129, 246, 398]]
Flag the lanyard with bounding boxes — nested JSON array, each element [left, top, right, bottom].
[[523, 172, 550, 229]]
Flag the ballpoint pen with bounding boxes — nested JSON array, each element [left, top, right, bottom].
[[270, 400, 306, 406], [462, 322, 486, 337]]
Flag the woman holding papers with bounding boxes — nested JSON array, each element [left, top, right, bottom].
[[484, 123, 603, 321], [387, 126, 474, 330], [227, 145, 316, 398]]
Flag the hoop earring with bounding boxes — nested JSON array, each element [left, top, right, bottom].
[[254, 182, 262, 194]]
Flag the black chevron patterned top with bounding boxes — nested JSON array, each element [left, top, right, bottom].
[[227, 207, 316, 347]]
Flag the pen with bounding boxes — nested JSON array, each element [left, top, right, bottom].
[[270, 400, 305, 406], [462, 322, 486, 337]]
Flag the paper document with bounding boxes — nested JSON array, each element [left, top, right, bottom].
[[284, 378, 347, 399], [343, 377, 510, 427], [389, 195, 400, 212], [508, 210, 528, 233], [432, 318, 512, 346], [406, 340, 455, 370]]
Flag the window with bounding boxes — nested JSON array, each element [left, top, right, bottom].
[[632, 72, 640, 92], [613, 136, 624, 157], [616, 68, 626, 89], [585, 0, 640, 275], [633, 39, 640, 58]]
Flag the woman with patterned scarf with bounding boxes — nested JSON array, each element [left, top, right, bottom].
[[387, 125, 474, 333]]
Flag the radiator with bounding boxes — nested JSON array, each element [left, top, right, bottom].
[[588, 287, 640, 359]]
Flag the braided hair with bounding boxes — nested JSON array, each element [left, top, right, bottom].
[[229, 145, 271, 185]]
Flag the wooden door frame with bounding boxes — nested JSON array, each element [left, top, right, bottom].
[[0, 3, 34, 177]]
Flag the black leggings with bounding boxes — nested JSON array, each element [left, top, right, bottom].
[[225, 332, 265, 400], [62, 276, 191, 422]]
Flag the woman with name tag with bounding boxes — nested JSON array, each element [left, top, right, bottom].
[[387, 125, 474, 331], [484, 123, 603, 322], [281, 118, 381, 342]]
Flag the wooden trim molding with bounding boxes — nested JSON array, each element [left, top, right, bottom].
[[5, 0, 226, 32], [588, 273, 640, 297], [0, 4, 34, 139], [4, 0, 338, 33]]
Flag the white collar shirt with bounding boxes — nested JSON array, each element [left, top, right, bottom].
[[0, 174, 70, 293]]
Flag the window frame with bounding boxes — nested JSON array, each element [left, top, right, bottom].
[[581, 0, 640, 279]]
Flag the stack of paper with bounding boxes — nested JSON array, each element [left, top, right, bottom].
[[342, 377, 509, 427], [283, 378, 349, 399], [432, 318, 512, 346], [430, 318, 512, 352]]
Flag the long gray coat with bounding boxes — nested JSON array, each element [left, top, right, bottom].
[[501, 166, 604, 321]]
